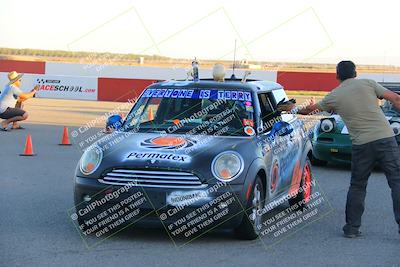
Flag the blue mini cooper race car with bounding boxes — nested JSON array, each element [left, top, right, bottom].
[[74, 77, 313, 240]]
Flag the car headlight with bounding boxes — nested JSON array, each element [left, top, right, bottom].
[[79, 145, 103, 175], [320, 119, 335, 133], [390, 122, 400, 136], [211, 151, 244, 182]]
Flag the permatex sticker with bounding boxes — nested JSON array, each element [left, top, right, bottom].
[[246, 106, 254, 112]]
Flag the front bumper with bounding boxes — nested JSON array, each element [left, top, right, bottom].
[[312, 134, 400, 165], [312, 134, 352, 164], [74, 176, 247, 229]]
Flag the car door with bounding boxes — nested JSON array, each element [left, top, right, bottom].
[[270, 88, 305, 191], [256, 92, 292, 198]]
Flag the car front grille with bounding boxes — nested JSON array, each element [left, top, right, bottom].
[[98, 169, 206, 189]]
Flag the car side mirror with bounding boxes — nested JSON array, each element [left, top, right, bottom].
[[105, 114, 123, 133], [273, 121, 294, 137]]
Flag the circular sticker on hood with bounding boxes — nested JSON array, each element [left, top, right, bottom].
[[152, 137, 185, 146], [141, 136, 196, 150], [244, 126, 255, 136]]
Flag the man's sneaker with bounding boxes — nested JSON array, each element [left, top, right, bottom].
[[343, 230, 362, 238], [343, 225, 362, 238]]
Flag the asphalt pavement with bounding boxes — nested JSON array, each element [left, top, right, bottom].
[[0, 98, 399, 267], [0, 123, 399, 267]]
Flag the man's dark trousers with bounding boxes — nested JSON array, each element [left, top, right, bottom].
[[345, 136, 400, 232]]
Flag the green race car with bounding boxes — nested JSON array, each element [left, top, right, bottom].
[[310, 85, 400, 166]]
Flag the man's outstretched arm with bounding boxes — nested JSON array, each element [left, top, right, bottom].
[[383, 90, 400, 110], [296, 103, 321, 115], [277, 97, 324, 115], [17, 85, 38, 101]]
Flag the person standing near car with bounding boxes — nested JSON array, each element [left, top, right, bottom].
[[279, 61, 400, 238], [0, 71, 37, 131]]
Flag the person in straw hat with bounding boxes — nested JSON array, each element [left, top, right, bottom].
[[0, 71, 38, 131]]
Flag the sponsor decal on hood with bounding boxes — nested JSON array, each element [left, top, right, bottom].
[[140, 136, 196, 150], [126, 152, 190, 163]]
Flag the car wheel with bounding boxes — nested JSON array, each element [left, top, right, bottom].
[[310, 153, 327, 166], [289, 158, 313, 210], [235, 175, 265, 240]]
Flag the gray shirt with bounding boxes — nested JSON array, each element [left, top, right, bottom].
[[317, 78, 394, 145]]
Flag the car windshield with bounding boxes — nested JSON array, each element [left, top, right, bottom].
[[382, 100, 400, 117], [122, 88, 255, 136]]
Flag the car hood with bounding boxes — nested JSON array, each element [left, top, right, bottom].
[[78, 131, 260, 183], [322, 114, 396, 135]]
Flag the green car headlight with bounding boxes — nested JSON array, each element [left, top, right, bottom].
[[320, 118, 335, 133], [211, 151, 244, 182], [80, 145, 103, 175], [390, 122, 400, 136]]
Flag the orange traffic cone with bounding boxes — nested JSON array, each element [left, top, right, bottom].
[[59, 126, 72, 146], [148, 107, 154, 121], [20, 134, 36, 156]]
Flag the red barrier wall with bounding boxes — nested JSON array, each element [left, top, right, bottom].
[[277, 71, 339, 91], [98, 78, 156, 102], [0, 60, 45, 74], [1, 59, 395, 100]]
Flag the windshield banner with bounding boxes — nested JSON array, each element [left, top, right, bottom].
[[143, 89, 252, 102]]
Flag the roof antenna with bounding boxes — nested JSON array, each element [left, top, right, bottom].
[[230, 39, 237, 80]]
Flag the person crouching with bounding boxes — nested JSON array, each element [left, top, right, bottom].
[[0, 71, 38, 131]]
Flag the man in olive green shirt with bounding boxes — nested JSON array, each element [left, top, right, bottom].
[[318, 78, 394, 145], [281, 61, 400, 238]]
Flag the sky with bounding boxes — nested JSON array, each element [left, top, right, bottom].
[[1, 0, 400, 66]]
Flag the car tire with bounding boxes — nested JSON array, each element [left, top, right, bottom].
[[234, 175, 265, 240], [289, 158, 313, 210], [310, 153, 327, 166]]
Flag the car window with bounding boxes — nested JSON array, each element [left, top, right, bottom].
[[271, 88, 288, 107], [258, 93, 274, 115], [258, 93, 281, 132]]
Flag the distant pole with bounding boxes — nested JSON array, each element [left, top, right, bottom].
[[233, 39, 237, 74], [383, 50, 386, 83]]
